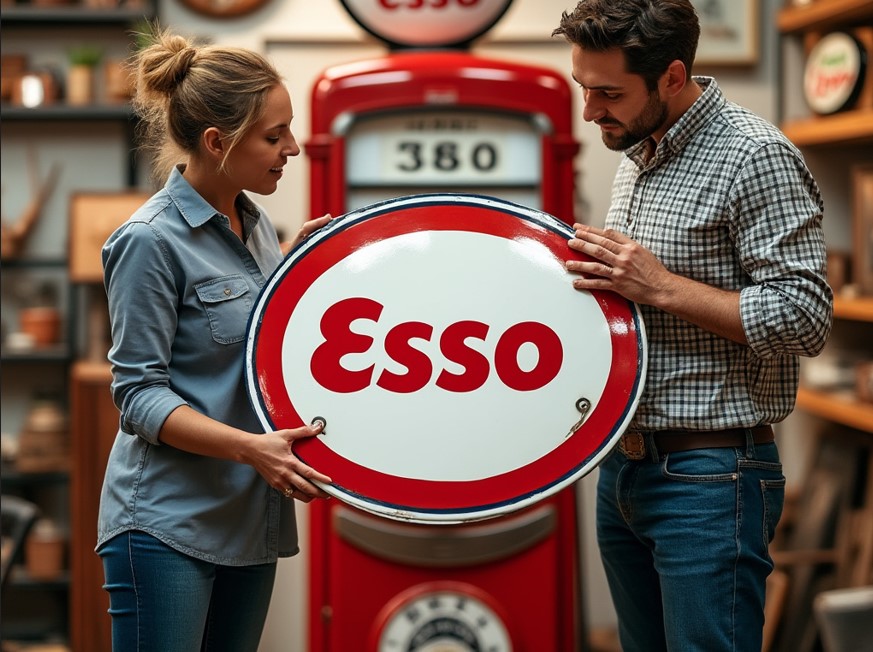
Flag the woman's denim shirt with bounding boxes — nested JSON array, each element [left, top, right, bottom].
[[96, 166, 295, 565]]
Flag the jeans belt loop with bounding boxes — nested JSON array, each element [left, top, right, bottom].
[[744, 427, 756, 459], [645, 432, 660, 463]]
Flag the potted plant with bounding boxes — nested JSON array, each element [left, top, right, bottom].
[[67, 44, 103, 106]]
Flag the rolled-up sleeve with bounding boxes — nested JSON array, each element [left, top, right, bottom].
[[735, 143, 833, 359], [103, 220, 188, 445]]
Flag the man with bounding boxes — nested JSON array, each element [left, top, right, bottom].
[[553, 2, 833, 651]]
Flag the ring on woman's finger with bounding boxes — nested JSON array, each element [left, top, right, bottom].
[[283, 487, 294, 498]]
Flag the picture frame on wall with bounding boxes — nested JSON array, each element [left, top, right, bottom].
[[691, 0, 759, 66], [853, 165, 873, 296], [69, 191, 152, 283]]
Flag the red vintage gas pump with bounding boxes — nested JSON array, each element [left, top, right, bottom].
[[302, 2, 586, 650], [307, 50, 580, 220]]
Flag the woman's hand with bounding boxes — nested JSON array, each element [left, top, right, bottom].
[[159, 406, 334, 501], [246, 422, 333, 502], [281, 213, 333, 255]]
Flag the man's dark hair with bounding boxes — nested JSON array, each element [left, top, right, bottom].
[[552, 0, 700, 90]]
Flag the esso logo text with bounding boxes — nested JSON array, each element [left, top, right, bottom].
[[311, 296, 562, 394], [379, 0, 483, 8]]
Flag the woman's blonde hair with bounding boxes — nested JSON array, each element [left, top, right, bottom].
[[129, 25, 283, 183]]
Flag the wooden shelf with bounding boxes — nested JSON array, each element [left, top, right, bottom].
[[0, 346, 73, 364], [0, 466, 69, 486], [777, 0, 873, 35], [796, 386, 873, 434], [71, 359, 113, 382], [780, 109, 873, 147], [0, 5, 154, 25], [0, 103, 134, 121], [834, 296, 873, 322]]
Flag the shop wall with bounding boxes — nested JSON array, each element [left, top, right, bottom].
[[1, 1, 786, 649], [153, 1, 787, 650]]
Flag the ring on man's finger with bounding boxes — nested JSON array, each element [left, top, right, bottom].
[[283, 487, 294, 498]]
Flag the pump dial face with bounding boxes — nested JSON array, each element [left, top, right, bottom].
[[376, 587, 513, 652]]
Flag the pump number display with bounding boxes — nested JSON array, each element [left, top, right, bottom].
[[346, 111, 542, 186]]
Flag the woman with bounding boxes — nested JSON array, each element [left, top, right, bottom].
[[96, 27, 332, 652]]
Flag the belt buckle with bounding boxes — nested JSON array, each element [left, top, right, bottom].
[[619, 432, 646, 460]]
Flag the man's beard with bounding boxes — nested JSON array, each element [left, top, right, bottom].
[[600, 90, 668, 151]]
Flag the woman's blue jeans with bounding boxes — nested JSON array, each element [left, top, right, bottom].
[[596, 437, 785, 652], [99, 530, 277, 652]]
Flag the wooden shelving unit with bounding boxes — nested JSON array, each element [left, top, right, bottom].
[[777, 0, 873, 148], [781, 109, 873, 147], [797, 296, 873, 435], [776, 0, 873, 35], [1, 5, 155, 651], [773, 5, 873, 648], [796, 387, 873, 435], [833, 296, 873, 322]]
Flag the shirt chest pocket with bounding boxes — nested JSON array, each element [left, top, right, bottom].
[[194, 275, 252, 345]]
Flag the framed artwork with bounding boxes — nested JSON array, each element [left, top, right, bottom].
[[691, 0, 759, 66], [69, 191, 151, 283], [853, 165, 873, 296]]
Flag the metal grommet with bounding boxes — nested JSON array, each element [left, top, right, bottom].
[[566, 397, 592, 438]]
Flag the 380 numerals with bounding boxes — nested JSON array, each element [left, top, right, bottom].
[[395, 140, 498, 173]]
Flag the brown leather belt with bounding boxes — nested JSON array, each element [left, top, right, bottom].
[[617, 425, 774, 461]]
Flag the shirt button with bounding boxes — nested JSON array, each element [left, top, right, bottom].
[[224, 288, 231, 296]]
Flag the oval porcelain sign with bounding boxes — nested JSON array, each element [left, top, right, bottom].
[[339, 0, 513, 49], [804, 32, 866, 115], [246, 194, 646, 523]]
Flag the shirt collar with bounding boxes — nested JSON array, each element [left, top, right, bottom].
[[624, 76, 724, 169], [165, 164, 261, 232]]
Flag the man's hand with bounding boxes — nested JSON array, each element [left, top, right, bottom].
[[565, 223, 747, 344], [566, 223, 672, 306]]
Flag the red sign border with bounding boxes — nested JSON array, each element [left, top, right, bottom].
[[247, 194, 646, 521]]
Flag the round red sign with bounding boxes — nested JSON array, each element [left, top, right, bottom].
[[339, 0, 514, 49], [246, 194, 647, 523], [803, 31, 867, 115]]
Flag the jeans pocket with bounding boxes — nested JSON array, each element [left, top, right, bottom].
[[661, 448, 739, 483], [761, 477, 786, 546], [194, 275, 252, 344]]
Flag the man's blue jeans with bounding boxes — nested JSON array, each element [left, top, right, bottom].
[[596, 437, 785, 652], [99, 530, 277, 652]]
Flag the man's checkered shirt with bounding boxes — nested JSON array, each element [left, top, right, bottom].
[[606, 77, 833, 432]]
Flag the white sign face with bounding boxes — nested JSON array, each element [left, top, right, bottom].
[[280, 231, 608, 481], [804, 32, 865, 115], [246, 194, 646, 523], [345, 111, 542, 186], [340, 0, 514, 48]]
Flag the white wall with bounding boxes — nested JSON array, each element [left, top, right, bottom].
[[152, 1, 787, 650]]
